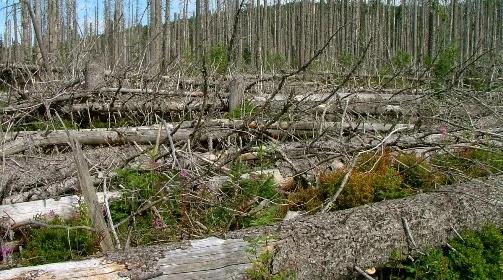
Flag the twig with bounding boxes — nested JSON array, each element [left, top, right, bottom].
[[402, 217, 417, 249], [158, 116, 180, 169], [321, 153, 360, 213], [103, 177, 121, 249], [354, 266, 376, 280], [9, 220, 95, 232], [114, 197, 167, 229]]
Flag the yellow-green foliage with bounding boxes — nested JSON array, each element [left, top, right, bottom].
[[433, 148, 503, 180], [318, 150, 444, 210], [319, 170, 375, 209], [394, 153, 445, 189], [287, 187, 323, 213]]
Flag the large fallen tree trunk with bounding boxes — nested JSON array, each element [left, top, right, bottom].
[[0, 176, 501, 279], [64, 91, 421, 116], [227, 175, 503, 279]]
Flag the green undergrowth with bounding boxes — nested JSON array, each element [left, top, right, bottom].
[[107, 147, 503, 248], [16, 205, 98, 266], [11, 146, 502, 268], [226, 99, 256, 119], [108, 163, 287, 246], [380, 224, 503, 280]]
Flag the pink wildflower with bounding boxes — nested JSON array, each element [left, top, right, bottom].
[[1, 247, 13, 261], [180, 169, 189, 178], [152, 216, 164, 229]]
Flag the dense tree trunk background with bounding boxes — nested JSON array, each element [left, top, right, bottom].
[[0, 0, 501, 76]]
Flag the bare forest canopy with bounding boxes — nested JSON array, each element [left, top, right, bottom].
[[0, 0, 502, 77]]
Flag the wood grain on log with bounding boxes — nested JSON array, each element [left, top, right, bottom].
[[227, 176, 503, 279], [0, 237, 250, 280]]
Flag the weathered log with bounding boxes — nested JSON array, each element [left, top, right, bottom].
[[99, 87, 205, 97], [227, 176, 503, 279], [0, 176, 501, 279], [1, 126, 192, 156], [67, 99, 222, 113], [0, 237, 250, 280], [71, 138, 114, 251], [1, 121, 415, 156], [0, 192, 120, 226], [64, 91, 421, 116]]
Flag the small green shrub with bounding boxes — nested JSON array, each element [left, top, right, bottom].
[[338, 52, 353, 68], [266, 53, 287, 71], [392, 50, 411, 69], [432, 47, 458, 86], [372, 168, 408, 201], [383, 225, 503, 279], [19, 207, 97, 266], [319, 169, 375, 209], [208, 43, 228, 74], [287, 187, 323, 213], [433, 148, 503, 180], [226, 99, 256, 119], [242, 205, 283, 228], [395, 153, 444, 190], [110, 169, 166, 223]]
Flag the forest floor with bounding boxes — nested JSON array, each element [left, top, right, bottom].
[[0, 68, 502, 279]]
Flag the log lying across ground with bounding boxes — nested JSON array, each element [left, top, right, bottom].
[[1, 120, 415, 156], [0, 237, 250, 280], [0, 192, 120, 225], [0, 169, 288, 223], [0, 176, 501, 279], [65, 91, 422, 115]]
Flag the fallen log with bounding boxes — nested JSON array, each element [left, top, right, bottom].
[[0, 192, 120, 226], [1, 126, 192, 156], [99, 87, 205, 97], [0, 237, 250, 280], [67, 99, 222, 113], [1, 121, 415, 156], [227, 175, 503, 279], [64, 91, 421, 116], [0, 176, 501, 279]]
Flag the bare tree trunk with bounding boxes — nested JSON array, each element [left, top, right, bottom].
[[22, 0, 49, 71], [20, 0, 32, 62], [48, 0, 59, 60], [161, 0, 171, 72]]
